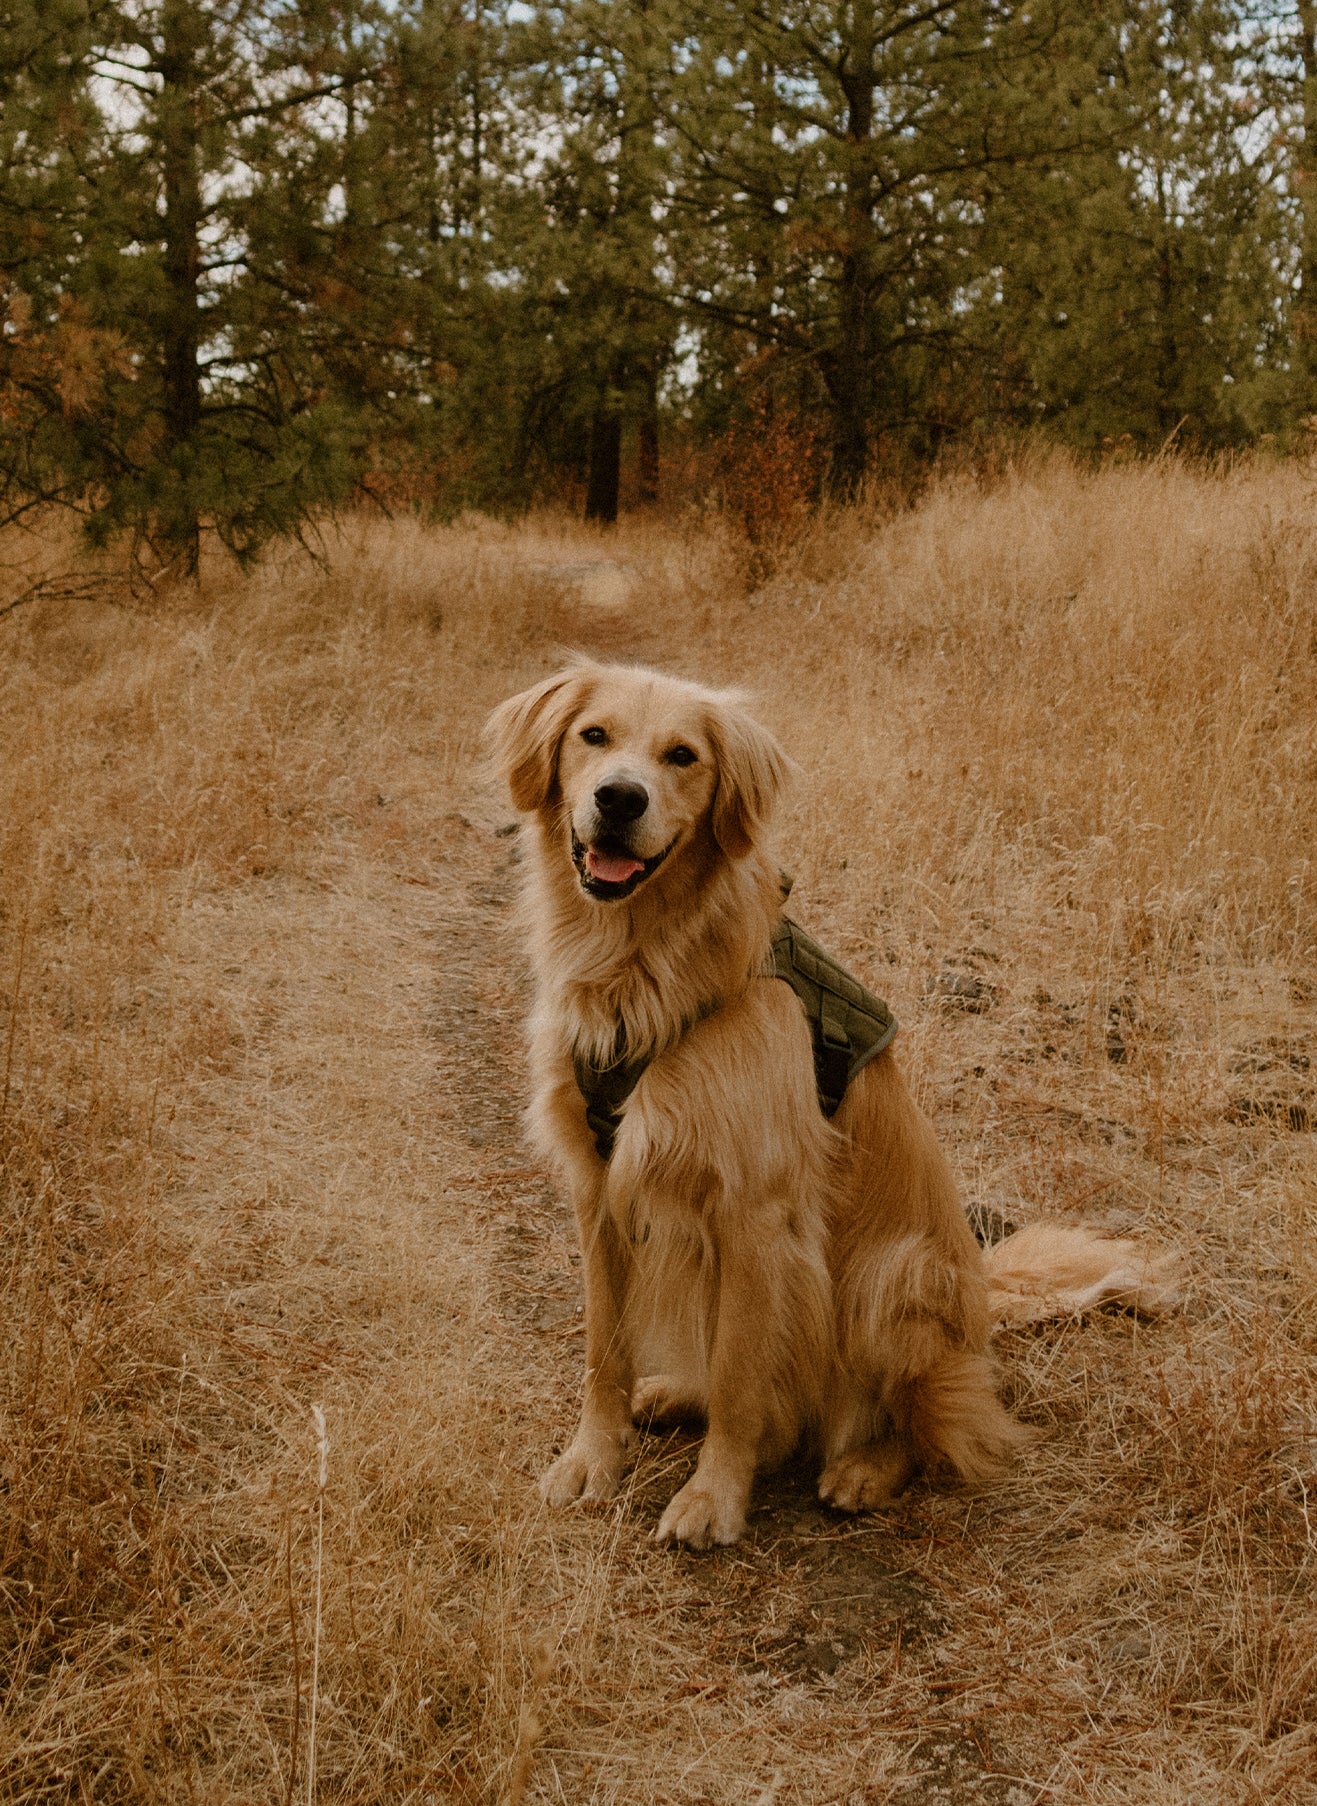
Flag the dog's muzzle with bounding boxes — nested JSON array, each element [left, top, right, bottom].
[[571, 828, 676, 901]]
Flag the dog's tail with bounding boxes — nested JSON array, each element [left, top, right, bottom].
[[982, 1221, 1183, 1330]]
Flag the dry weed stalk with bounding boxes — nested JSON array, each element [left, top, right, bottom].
[[502, 1640, 553, 1806], [284, 1513, 302, 1806], [307, 1404, 329, 1806]]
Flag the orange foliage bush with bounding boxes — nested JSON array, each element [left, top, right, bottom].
[[716, 395, 821, 581]]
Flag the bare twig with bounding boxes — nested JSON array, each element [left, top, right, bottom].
[[1, 911, 29, 1131], [0, 569, 136, 622]]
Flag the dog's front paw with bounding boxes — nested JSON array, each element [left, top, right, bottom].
[[539, 1437, 626, 1507], [654, 1477, 746, 1549]]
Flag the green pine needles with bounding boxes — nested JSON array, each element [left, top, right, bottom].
[[0, 0, 1309, 569]]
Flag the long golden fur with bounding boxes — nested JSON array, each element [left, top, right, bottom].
[[489, 661, 1178, 1548]]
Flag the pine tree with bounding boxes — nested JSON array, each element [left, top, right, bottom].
[[1, 2, 392, 572], [0, 1, 124, 531], [501, 0, 676, 517], [662, 0, 1110, 488], [0, 0, 1308, 549], [230, 1, 532, 513], [983, 0, 1291, 447]]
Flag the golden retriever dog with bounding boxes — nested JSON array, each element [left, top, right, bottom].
[[489, 660, 1178, 1548]]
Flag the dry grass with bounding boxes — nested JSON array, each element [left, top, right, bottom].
[[2, 453, 1316, 1804]]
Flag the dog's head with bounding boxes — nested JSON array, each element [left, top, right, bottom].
[[488, 661, 790, 902]]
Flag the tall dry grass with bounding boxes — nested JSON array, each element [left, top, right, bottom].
[[1, 453, 1315, 1803]]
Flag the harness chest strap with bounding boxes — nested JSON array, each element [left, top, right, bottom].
[[572, 916, 899, 1160]]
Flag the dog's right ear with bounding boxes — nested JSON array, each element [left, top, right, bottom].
[[706, 697, 792, 859], [487, 666, 597, 813]]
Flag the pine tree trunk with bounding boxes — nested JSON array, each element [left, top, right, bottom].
[[638, 367, 659, 505], [1154, 169, 1180, 437], [158, 1, 203, 576], [1298, 1, 1317, 413], [468, 0, 483, 224], [585, 406, 621, 523], [828, 3, 876, 497], [831, 246, 871, 496]]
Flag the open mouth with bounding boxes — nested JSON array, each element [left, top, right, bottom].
[[571, 830, 677, 901]]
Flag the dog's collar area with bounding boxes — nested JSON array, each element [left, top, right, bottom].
[[571, 829, 677, 901], [572, 916, 899, 1159]]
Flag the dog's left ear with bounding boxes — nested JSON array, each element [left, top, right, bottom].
[[487, 665, 597, 813], [706, 699, 792, 858]]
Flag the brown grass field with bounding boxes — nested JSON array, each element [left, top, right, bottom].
[[2, 453, 1316, 1804]]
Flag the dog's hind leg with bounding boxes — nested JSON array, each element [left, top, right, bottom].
[[819, 1439, 915, 1510], [625, 1219, 712, 1432], [819, 1346, 1026, 1509], [818, 1375, 914, 1509], [905, 1350, 1033, 1482], [826, 1053, 1032, 1505]]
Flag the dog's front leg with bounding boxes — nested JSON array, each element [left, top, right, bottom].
[[655, 1204, 790, 1549], [540, 1198, 634, 1506]]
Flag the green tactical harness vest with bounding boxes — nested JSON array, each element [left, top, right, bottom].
[[572, 916, 898, 1161]]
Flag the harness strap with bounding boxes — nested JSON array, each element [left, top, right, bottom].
[[572, 995, 719, 1162], [573, 915, 898, 1158], [571, 1040, 651, 1162]]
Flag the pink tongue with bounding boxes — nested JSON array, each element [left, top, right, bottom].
[[587, 847, 644, 884]]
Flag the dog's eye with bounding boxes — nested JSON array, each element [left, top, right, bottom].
[[664, 744, 698, 767], [580, 726, 608, 746]]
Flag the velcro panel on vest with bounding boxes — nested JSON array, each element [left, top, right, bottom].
[[770, 917, 898, 1116]]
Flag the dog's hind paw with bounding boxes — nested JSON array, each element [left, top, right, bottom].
[[654, 1478, 746, 1549], [818, 1444, 915, 1512], [539, 1439, 625, 1507], [631, 1375, 705, 1428]]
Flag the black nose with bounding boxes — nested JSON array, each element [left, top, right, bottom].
[[594, 779, 649, 824]]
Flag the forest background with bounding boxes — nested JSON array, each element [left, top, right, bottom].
[[4, 0, 1317, 574]]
